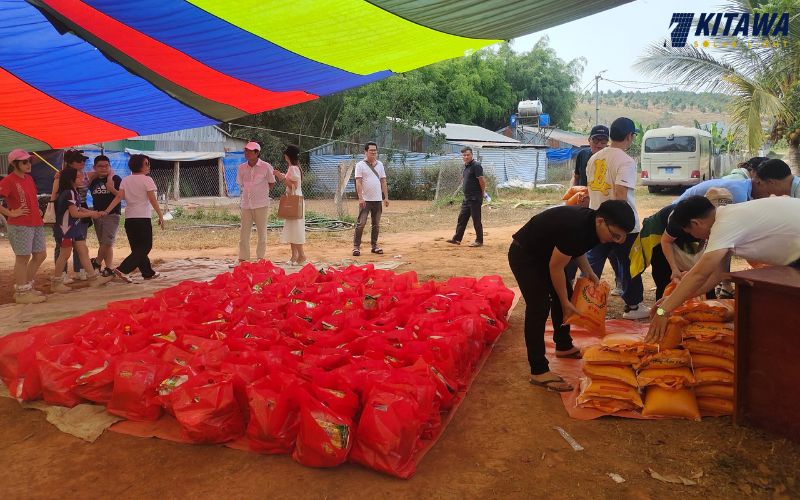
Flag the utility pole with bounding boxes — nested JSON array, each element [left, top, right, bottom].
[[594, 70, 607, 126]]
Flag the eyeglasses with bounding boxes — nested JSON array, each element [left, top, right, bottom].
[[604, 220, 626, 243]]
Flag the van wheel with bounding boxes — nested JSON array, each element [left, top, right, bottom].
[[647, 186, 661, 194]]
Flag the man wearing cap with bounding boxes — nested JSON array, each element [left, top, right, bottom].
[[647, 195, 800, 343], [237, 142, 276, 262], [0, 149, 47, 303], [572, 125, 609, 187], [586, 116, 648, 319]]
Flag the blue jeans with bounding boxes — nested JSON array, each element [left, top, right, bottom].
[[587, 232, 643, 306]]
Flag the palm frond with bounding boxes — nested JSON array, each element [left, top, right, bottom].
[[634, 44, 743, 93]]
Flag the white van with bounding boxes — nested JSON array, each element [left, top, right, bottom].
[[640, 126, 713, 193]]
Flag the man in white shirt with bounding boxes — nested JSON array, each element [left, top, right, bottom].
[[352, 142, 389, 256], [586, 117, 648, 319], [646, 195, 800, 342], [237, 142, 276, 262]]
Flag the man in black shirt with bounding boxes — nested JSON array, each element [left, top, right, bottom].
[[446, 146, 485, 247], [572, 124, 609, 187], [88, 155, 122, 276], [508, 200, 635, 391]]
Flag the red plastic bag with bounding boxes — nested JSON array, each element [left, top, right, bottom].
[[36, 345, 85, 407], [292, 391, 354, 468], [349, 386, 424, 478], [107, 355, 170, 421], [72, 351, 115, 404], [171, 371, 245, 444], [0, 331, 43, 400], [246, 374, 305, 454]]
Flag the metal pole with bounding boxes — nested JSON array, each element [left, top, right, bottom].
[[594, 70, 606, 126]]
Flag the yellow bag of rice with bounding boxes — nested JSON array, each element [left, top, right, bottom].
[[682, 339, 734, 360], [694, 367, 734, 385], [638, 349, 691, 370], [642, 386, 701, 421], [683, 322, 734, 343], [582, 364, 638, 387], [694, 384, 733, 400], [581, 345, 640, 366], [576, 377, 643, 410], [690, 353, 734, 373], [697, 397, 733, 415], [637, 367, 696, 389], [600, 333, 660, 355]]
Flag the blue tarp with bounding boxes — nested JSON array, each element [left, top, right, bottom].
[[545, 147, 575, 162]]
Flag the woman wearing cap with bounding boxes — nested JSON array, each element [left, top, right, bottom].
[[277, 144, 306, 265], [50, 149, 92, 282], [0, 149, 48, 303], [236, 141, 276, 263]]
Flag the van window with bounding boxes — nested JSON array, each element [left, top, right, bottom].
[[644, 136, 697, 153]]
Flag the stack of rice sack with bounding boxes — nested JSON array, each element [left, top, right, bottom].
[[672, 299, 735, 416], [577, 340, 642, 413]]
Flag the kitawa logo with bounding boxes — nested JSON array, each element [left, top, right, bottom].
[[668, 12, 789, 48]]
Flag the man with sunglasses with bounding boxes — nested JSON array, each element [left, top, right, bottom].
[[508, 200, 635, 392], [586, 117, 648, 320], [0, 149, 47, 303]]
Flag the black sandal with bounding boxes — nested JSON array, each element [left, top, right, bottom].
[[352, 248, 360, 256], [371, 247, 384, 254]]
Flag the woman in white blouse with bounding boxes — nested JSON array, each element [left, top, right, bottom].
[[278, 144, 306, 265]]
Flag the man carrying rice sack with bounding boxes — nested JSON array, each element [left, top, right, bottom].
[[508, 200, 635, 392], [646, 196, 800, 343]]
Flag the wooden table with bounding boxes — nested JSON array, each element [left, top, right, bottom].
[[730, 266, 800, 443]]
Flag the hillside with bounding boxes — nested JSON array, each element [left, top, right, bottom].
[[570, 90, 731, 133]]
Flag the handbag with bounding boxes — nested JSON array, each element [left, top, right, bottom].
[[277, 193, 303, 219], [43, 201, 56, 225]]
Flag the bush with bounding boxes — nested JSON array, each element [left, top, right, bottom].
[[385, 166, 417, 200]]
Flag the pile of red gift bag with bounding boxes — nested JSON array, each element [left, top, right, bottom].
[[0, 261, 513, 478]]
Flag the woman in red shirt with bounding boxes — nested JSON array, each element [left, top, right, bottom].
[[0, 149, 47, 304]]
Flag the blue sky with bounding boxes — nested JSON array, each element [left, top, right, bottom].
[[511, 0, 722, 93]]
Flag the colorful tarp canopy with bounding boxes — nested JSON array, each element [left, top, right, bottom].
[[0, 0, 631, 153]]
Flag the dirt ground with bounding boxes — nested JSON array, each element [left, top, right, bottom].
[[1, 190, 798, 499]]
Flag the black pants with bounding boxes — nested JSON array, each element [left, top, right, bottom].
[[508, 241, 574, 375], [651, 244, 672, 301], [118, 218, 155, 277], [452, 198, 483, 244], [353, 201, 383, 249]]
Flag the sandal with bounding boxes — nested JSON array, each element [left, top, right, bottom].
[[445, 239, 460, 245], [529, 374, 573, 392], [371, 247, 384, 254], [555, 346, 582, 359], [352, 248, 360, 257], [467, 241, 483, 247]]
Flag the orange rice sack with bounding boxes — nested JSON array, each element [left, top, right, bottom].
[[565, 278, 610, 336], [659, 317, 688, 349], [581, 345, 640, 366], [673, 299, 734, 322], [690, 354, 734, 373], [683, 322, 734, 343], [694, 384, 734, 400], [638, 349, 692, 370], [601, 333, 660, 355], [694, 367, 734, 385], [697, 397, 733, 415], [576, 377, 643, 409], [637, 367, 696, 389], [582, 364, 638, 387], [746, 259, 769, 270], [565, 192, 589, 207], [682, 339, 734, 360], [642, 386, 701, 421], [562, 185, 588, 201], [663, 279, 678, 297]]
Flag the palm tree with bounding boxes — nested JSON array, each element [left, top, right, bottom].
[[635, 0, 800, 172]]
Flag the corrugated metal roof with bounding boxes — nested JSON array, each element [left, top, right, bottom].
[[438, 123, 519, 143], [447, 140, 546, 148]]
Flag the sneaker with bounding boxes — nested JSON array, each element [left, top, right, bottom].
[[62, 272, 75, 285], [27, 282, 45, 296], [77, 269, 89, 281], [51, 277, 72, 294], [90, 258, 102, 271], [112, 268, 133, 283], [622, 303, 650, 320], [610, 286, 623, 296], [143, 273, 161, 280], [88, 274, 114, 287], [14, 290, 46, 304]]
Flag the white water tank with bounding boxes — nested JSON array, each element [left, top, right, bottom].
[[517, 99, 543, 118]]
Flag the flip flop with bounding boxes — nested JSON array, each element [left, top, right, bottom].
[[555, 346, 582, 359], [352, 249, 360, 256], [445, 239, 460, 245], [529, 375, 573, 393]]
